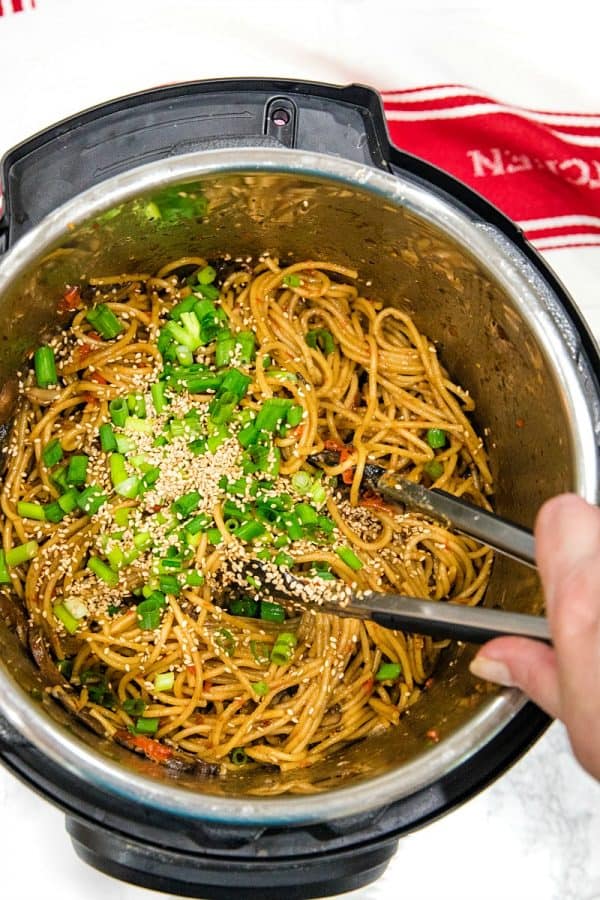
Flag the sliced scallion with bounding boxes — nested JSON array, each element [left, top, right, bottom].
[[34, 346, 58, 388], [335, 546, 363, 571], [376, 662, 402, 681], [53, 603, 79, 635], [85, 304, 123, 340], [154, 672, 175, 692], [87, 556, 119, 586], [133, 717, 159, 735], [5, 541, 38, 567], [259, 600, 285, 623], [66, 454, 89, 486], [17, 501, 46, 521], [42, 438, 63, 467]]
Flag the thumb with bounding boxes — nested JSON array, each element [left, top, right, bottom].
[[469, 637, 561, 718]]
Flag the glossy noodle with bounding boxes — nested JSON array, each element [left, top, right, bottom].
[[0, 257, 494, 781]]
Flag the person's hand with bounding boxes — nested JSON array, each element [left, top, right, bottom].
[[469, 493, 600, 780]]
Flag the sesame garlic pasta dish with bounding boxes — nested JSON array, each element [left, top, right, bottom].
[[0, 256, 494, 779]]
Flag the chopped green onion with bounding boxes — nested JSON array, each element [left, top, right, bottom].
[[66, 454, 89, 486], [109, 398, 128, 427], [291, 471, 312, 494], [252, 680, 269, 696], [206, 528, 223, 545], [286, 404, 304, 427], [124, 416, 154, 434], [151, 381, 167, 413], [58, 489, 80, 514], [85, 304, 124, 340], [5, 541, 38, 567], [238, 423, 259, 449], [214, 628, 236, 656], [172, 491, 201, 519], [375, 662, 402, 681], [197, 264, 217, 284], [285, 516, 303, 542], [185, 513, 212, 535], [56, 658, 74, 678], [335, 546, 364, 571], [77, 486, 108, 515], [259, 600, 285, 623], [137, 591, 166, 630], [282, 274, 301, 287], [169, 295, 197, 320], [426, 428, 446, 449], [154, 672, 175, 692], [113, 507, 131, 527], [218, 368, 251, 401], [318, 515, 335, 534], [107, 546, 125, 570], [296, 502, 319, 526], [424, 460, 444, 480], [133, 531, 153, 551], [158, 574, 181, 596], [64, 596, 89, 620], [51, 465, 69, 492], [166, 317, 201, 352], [142, 466, 160, 489], [250, 640, 270, 664], [44, 500, 65, 523], [274, 550, 294, 568], [17, 501, 46, 521], [0, 551, 11, 584], [229, 597, 259, 618], [215, 329, 236, 368], [209, 389, 238, 425], [115, 476, 141, 499], [42, 438, 63, 467], [274, 632, 297, 648], [53, 603, 79, 635], [305, 328, 335, 356], [175, 344, 194, 366], [234, 521, 266, 542], [126, 393, 146, 418], [255, 398, 293, 433], [230, 747, 248, 766], [133, 717, 159, 735], [34, 346, 58, 388], [308, 478, 327, 506], [185, 570, 204, 587], [88, 556, 119, 586], [193, 282, 220, 301], [270, 634, 296, 665], [99, 424, 118, 453], [115, 435, 136, 454], [109, 453, 128, 487], [122, 697, 146, 716], [236, 331, 256, 363]]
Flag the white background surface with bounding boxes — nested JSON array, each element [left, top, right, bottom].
[[1, 3, 600, 899]]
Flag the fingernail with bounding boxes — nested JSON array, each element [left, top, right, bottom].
[[469, 655, 515, 686]]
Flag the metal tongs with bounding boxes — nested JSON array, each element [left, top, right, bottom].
[[235, 454, 549, 645], [235, 562, 551, 645], [311, 454, 536, 569]]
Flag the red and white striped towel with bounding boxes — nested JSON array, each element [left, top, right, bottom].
[[0, 0, 36, 14], [382, 85, 600, 252]]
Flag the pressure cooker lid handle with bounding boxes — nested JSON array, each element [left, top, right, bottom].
[[0, 78, 393, 249]]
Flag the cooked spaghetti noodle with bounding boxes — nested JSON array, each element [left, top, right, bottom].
[[0, 257, 494, 778]]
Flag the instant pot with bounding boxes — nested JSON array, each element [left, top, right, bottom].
[[0, 80, 598, 899]]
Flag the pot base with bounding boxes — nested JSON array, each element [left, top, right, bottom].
[[68, 817, 397, 900]]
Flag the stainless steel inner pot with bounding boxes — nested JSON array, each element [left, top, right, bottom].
[[0, 148, 598, 825]]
